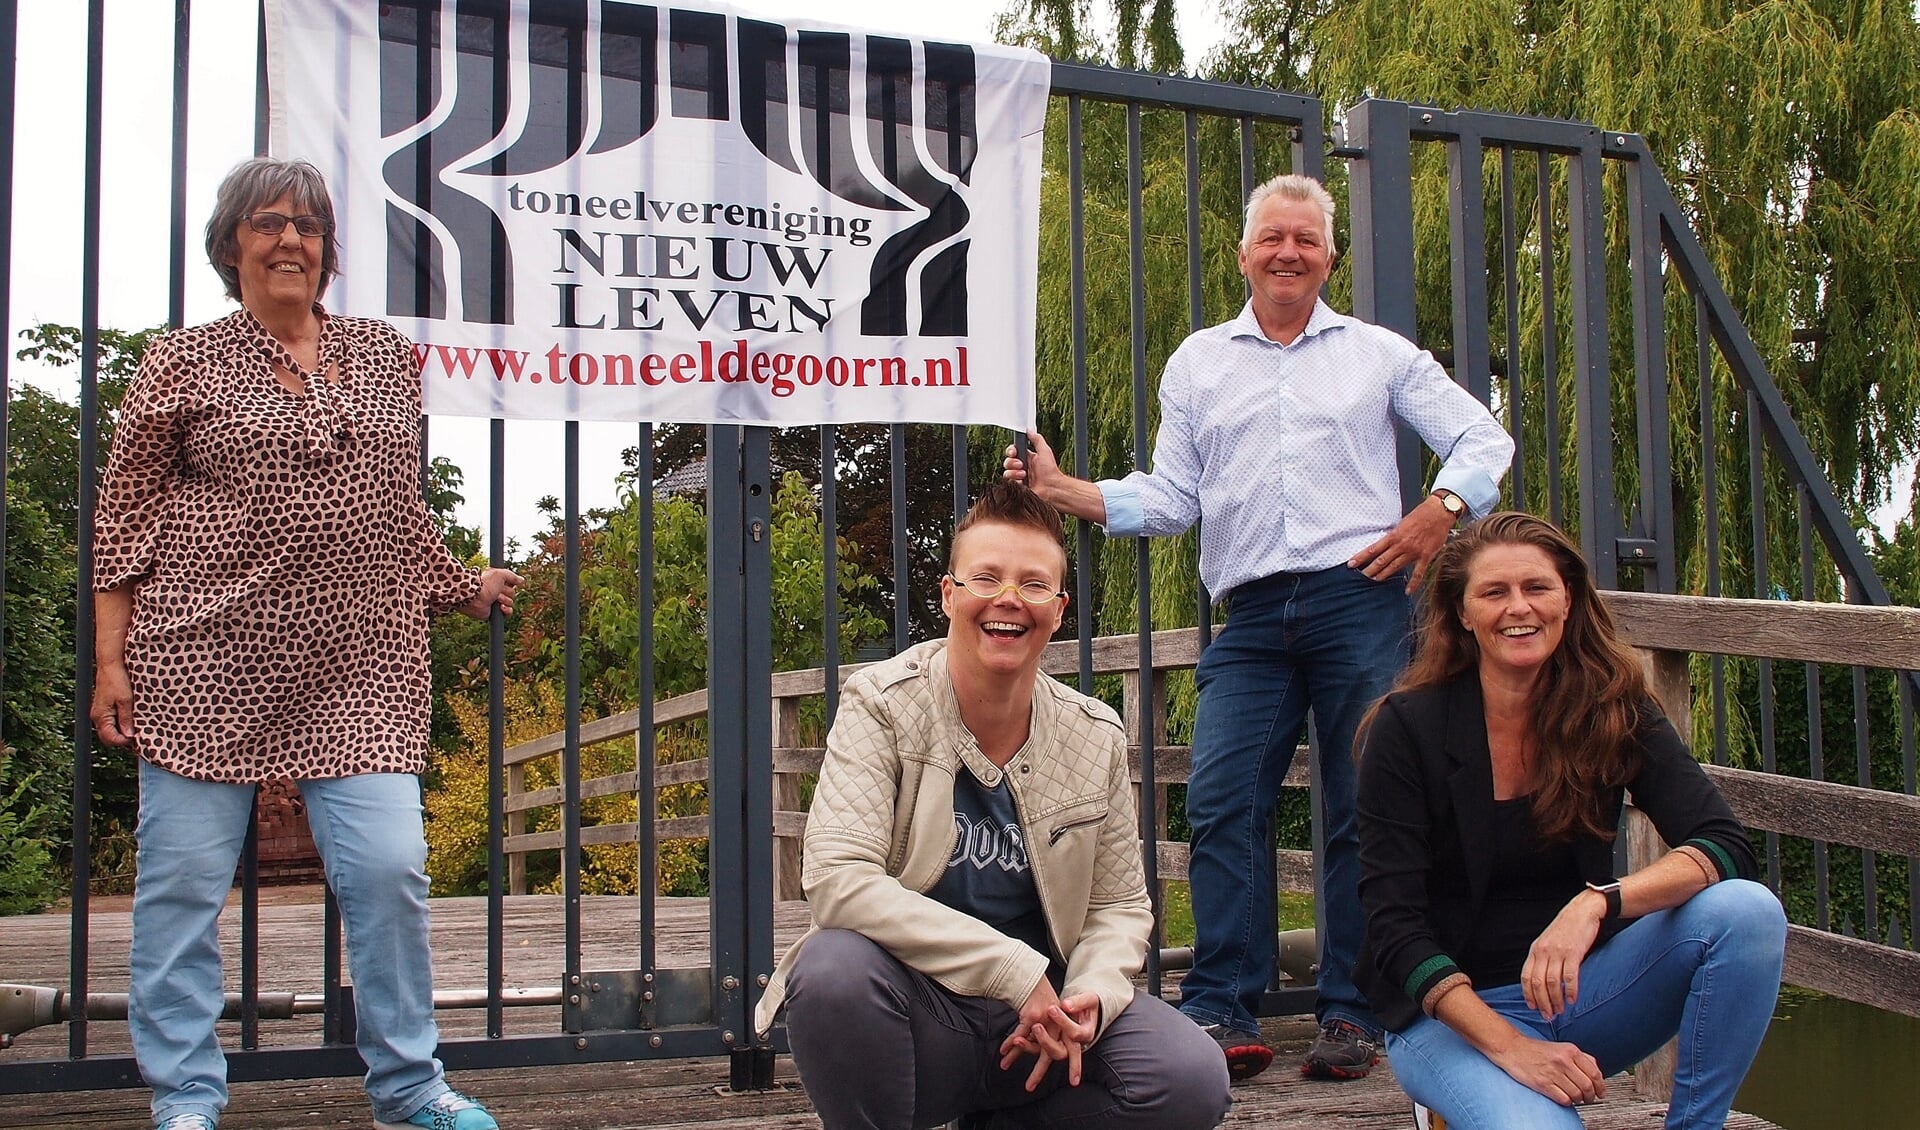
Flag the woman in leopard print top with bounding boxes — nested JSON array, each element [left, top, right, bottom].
[[88, 157, 516, 1130]]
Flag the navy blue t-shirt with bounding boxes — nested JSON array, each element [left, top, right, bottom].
[[926, 768, 1061, 981]]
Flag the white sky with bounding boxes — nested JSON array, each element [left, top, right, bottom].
[[5, 0, 1229, 548]]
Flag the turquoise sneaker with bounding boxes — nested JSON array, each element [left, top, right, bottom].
[[374, 1090, 498, 1130], [156, 1115, 216, 1130]]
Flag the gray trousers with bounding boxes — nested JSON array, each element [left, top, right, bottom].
[[784, 930, 1231, 1130]]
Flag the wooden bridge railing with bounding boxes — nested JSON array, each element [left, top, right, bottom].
[[500, 591, 1920, 1025]]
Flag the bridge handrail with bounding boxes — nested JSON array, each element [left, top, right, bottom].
[[501, 590, 1920, 1020]]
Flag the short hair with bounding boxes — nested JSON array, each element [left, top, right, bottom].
[[1241, 173, 1338, 259], [205, 157, 340, 302], [947, 483, 1069, 581]]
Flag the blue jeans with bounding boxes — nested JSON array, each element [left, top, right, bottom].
[[1386, 880, 1788, 1130], [129, 761, 451, 1127], [1178, 566, 1410, 1037]]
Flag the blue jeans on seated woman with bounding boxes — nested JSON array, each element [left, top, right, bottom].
[[1386, 879, 1787, 1130]]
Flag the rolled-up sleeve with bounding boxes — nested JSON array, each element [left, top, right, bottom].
[[1628, 708, 1759, 883], [1096, 348, 1202, 539], [95, 333, 187, 591], [1390, 350, 1514, 517]]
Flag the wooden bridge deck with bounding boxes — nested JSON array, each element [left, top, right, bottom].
[[0, 893, 1780, 1129]]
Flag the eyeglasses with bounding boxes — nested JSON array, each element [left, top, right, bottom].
[[947, 573, 1065, 604], [245, 211, 332, 238]]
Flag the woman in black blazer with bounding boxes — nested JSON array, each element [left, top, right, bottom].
[[1354, 512, 1785, 1129]]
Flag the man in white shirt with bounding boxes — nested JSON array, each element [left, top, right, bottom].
[[1005, 173, 1513, 1082]]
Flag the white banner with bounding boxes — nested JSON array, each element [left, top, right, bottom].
[[264, 0, 1049, 428]]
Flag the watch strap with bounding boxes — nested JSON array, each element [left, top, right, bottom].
[[1586, 880, 1623, 920]]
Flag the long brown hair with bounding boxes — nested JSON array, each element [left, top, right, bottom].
[[1373, 512, 1652, 842]]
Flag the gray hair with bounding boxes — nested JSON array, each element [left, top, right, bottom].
[[1241, 173, 1338, 259], [205, 157, 340, 302]]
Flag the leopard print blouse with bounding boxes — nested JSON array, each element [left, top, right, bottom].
[[93, 305, 481, 782]]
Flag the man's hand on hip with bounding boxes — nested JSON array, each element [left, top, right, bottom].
[[1349, 495, 1455, 592]]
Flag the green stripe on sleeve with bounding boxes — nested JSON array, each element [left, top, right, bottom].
[[1403, 954, 1459, 1002], [1686, 837, 1736, 880]]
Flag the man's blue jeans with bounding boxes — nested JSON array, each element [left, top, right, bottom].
[[129, 761, 452, 1127], [1386, 880, 1788, 1129], [1178, 565, 1410, 1037]]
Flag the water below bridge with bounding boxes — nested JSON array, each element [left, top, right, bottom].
[[1738, 988, 1920, 1129]]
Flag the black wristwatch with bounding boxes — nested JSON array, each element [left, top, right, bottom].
[[1586, 879, 1623, 920]]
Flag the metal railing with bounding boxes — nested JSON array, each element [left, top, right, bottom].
[[1, 0, 1914, 1099]]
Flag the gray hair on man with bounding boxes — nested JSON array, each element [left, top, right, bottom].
[[1241, 173, 1338, 259], [204, 157, 341, 302]]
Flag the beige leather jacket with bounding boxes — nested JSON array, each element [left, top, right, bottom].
[[753, 639, 1153, 1041]]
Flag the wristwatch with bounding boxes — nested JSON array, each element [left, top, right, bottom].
[[1586, 879, 1624, 920], [1432, 489, 1466, 520]]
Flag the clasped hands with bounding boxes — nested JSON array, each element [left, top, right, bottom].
[[997, 976, 1101, 1092]]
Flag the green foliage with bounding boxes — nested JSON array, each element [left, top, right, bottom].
[[422, 471, 888, 896], [0, 762, 61, 915]]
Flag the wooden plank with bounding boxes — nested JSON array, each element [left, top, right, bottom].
[[1606, 590, 1920, 669], [1703, 764, 1920, 857], [1783, 924, 1920, 1017]]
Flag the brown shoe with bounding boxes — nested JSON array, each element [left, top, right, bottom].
[[1301, 1017, 1380, 1080]]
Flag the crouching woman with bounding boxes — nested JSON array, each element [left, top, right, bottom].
[[754, 484, 1230, 1130], [1354, 512, 1787, 1129]]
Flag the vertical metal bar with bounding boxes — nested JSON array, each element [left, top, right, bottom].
[[821, 425, 840, 723], [1125, 103, 1160, 993], [1184, 111, 1211, 646], [240, 808, 259, 1048], [1343, 100, 1423, 514], [323, 889, 344, 1042], [1798, 485, 1827, 930], [1902, 675, 1916, 948], [706, 424, 766, 1069], [487, 420, 505, 1038], [952, 426, 968, 527], [1539, 154, 1563, 525], [1852, 658, 1875, 941], [485, 3, 510, 1040], [69, 0, 109, 1058], [636, 424, 657, 977], [742, 427, 775, 1065], [1568, 139, 1616, 587], [1749, 392, 1779, 890], [1294, 110, 1324, 182], [1499, 148, 1524, 507], [564, 422, 584, 990], [0, 0, 13, 731], [168, 0, 191, 329], [1627, 158, 1674, 591], [1697, 296, 1727, 765], [254, 0, 268, 155], [1447, 130, 1491, 405], [1068, 96, 1093, 694], [891, 424, 908, 653]]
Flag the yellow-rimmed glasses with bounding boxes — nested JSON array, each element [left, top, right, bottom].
[[946, 573, 1065, 604]]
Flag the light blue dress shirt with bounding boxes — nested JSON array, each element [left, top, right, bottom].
[[1098, 300, 1514, 600]]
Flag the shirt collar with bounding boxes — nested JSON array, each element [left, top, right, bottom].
[[1226, 298, 1355, 344]]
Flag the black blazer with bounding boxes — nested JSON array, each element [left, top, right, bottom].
[[1353, 672, 1758, 1032]]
